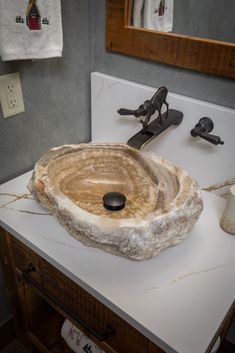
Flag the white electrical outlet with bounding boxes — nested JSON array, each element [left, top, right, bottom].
[[0, 73, 25, 118]]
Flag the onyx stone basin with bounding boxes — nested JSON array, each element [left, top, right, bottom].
[[28, 143, 203, 260]]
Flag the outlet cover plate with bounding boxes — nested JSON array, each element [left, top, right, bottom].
[[0, 72, 25, 118]]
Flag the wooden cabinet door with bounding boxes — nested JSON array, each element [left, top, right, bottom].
[[11, 235, 149, 353], [148, 342, 166, 353]]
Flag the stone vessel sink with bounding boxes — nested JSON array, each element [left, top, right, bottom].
[[28, 143, 203, 260]]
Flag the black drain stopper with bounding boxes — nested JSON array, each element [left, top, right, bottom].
[[103, 192, 126, 211]]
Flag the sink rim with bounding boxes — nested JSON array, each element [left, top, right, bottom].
[[30, 143, 191, 226], [28, 143, 203, 260]]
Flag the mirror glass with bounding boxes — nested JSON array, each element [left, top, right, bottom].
[[129, 0, 235, 43]]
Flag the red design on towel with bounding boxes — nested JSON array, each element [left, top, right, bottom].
[[16, 1, 50, 30], [154, 0, 166, 17], [26, 0, 41, 30]]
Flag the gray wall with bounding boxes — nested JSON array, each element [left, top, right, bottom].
[[173, 0, 235, 42], [0, 0, 91, 326], [0, 0, 91, 184], [0, 0, 235, 328]]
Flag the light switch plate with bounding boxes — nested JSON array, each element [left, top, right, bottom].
[[0, 72, 25, 118]]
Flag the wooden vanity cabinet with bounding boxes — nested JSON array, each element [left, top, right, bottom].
[[0, 228, 151, 353], [1, 227, 233, 353], [148, 344, 166, 353]]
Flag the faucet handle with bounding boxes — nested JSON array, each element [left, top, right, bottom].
[[117, 86, 169, 132], [199, 132, 224, 145], [191, 117, 214, 136], [117, 108, 137, 116], [117, 104, 146, 118], [190, 117, 224, 145]]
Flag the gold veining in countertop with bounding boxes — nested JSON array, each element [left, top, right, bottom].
[[203, 178, 235, 199]]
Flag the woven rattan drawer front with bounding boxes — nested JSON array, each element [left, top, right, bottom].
[[11, 237, 149, 353]]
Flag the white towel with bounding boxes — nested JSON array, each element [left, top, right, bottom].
[[133, 0, 174, 32], [143, 0, 174, 31], [0, 0, 63, 61], [61, 319, 106, 353], [133, 0, 144, 27]]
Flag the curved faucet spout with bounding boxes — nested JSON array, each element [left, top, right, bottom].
[[117, 87, 183, 149]]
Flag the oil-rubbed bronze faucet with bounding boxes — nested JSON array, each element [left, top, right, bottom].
[[117, 86, 183, 149]]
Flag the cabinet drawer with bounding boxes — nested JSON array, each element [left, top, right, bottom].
[[11, 237, 149, 353]]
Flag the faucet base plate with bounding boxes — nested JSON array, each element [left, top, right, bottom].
[[127, 109, 183, 150]]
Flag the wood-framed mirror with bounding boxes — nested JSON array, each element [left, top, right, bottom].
[[106, 0, 235, 78]]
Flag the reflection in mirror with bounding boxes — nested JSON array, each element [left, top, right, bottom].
[[132, 0, 174, 32], [107, 0, 235, 78], [130, 0, 235, 43]]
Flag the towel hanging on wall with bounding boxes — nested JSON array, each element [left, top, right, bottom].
[[133, 0, 174, 32], [0, 0, 63, 61]]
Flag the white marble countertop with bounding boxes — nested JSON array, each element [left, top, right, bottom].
[[0, 171, 235, 353]]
